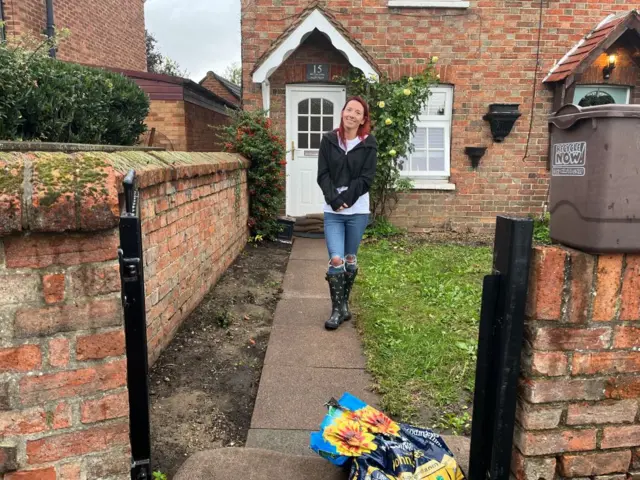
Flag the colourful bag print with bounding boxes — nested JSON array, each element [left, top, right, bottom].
[[309, 392, 466, 480]]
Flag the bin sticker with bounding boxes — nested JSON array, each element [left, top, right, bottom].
[[552, 142, 586, 177]]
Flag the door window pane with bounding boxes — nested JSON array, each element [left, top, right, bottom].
[[297, 97, 336, 149], [311, 98, 321, 115]]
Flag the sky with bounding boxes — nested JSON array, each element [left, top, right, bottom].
[[144, 0, 241, 82]]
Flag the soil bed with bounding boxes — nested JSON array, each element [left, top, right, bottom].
[[148, 241, 291, 478]]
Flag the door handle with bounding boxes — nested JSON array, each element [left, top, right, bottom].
[[291, 141, 295, 162]]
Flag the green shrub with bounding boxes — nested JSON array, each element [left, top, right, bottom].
[[0, 43, 149, 145], [219, 110, 286, 240], [532, 212, 551, 245]]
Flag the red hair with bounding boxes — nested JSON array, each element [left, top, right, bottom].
[[336, 96, 371, 146]]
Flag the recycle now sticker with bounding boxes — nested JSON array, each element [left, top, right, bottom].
[[552, 141, 586, 177]]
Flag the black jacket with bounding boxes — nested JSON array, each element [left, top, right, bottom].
[[317, 131, 378, 211]]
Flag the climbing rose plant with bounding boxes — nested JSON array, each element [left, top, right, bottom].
[[220, 109, 286, 240], [340, 59, 439, 220]]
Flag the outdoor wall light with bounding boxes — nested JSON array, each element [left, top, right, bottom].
[[483, 104, 522, 142], [603, 54, 616, 80], [464, 147, 487, 169]]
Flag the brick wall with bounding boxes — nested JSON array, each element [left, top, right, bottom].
[[200, 74, 240, 107], [242, 0, 637, 231], [0, 150, 249, 478], [3, 0, 146, 71], [514, 246, 640, 479], [185, 102, 233, 152], [145, 100, 188, 152]]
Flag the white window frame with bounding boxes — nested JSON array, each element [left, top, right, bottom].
[[400, 86, 454, 190], [573, 85, 631, 105], [388, 0, 469, 8]]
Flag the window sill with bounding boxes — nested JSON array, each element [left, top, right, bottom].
[[388, 0, 470, 8], [406, 178, 456, 191]]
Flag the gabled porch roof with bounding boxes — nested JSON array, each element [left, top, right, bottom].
[[251, 3, 379, 84]]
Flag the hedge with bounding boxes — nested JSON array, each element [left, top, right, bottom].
[[0, 44, 149, 145]]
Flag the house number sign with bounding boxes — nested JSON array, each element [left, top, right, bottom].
[[306, 64, 329, 81]]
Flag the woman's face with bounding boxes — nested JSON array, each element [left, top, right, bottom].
[[342, 100, 366, 131]]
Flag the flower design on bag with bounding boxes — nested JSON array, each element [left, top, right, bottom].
[[358, 406, 401, 436], [323, 418, 377, 456]]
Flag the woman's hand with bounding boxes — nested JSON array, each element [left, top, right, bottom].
[[337, 203, 348, 211]]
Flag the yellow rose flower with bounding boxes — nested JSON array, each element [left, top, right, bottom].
[[389, 149, 397, 157], [432, 56, 439, 63], [385, 118, 393, 125], [403, 89, 411, 96], [408, 77, 413, 82], [378, 101, 385, 108], [436, 74, 441, 80]]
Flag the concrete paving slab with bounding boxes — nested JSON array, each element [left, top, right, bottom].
[[264, 324, 366, 369], [272, 298, 332, 327], [290, 238, 328, 261], [173, 447, 348, 480], [246, 428, 315, 457], [281, 260, 329, 299], [251, 364, 377, 430]]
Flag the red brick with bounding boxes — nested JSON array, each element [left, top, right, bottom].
[[621, 255, 640, 321], [0, 407, 47, 436], [58, 463, 81, 480], [520, 377, 606, 403], [76, 330, 125, 361], [526, 247, 566, 321], [567, 400, 637, 425], [607, 377, 640, 400], [532, 327, 611, 351], [530, 351, 568, 376], [43, 273, 65, 304], [5, 467, 56, 480], [3, 231, 119, 269], [51, 402, 72, 430], [614, 326, 640, 349], [511, 450, 556, 480], [560, 451, 632, 476], [516, 401, 562, 430], [593, 255, 623, 322], [568, 249, 595, 324], [68, 263, 120, 298], [573, 352, 640, 375], [15, 298, 121, 337], [19, 359, 126, 406], [81, 391, 129, 423], [48, 337, 70, 368], [515, 426, 597, 456], [0, 345, 41, 373], [26, 421, 129, 464], [602, 425, 640, 449]]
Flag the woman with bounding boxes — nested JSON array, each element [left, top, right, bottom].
[[317, 96, 377, 330]]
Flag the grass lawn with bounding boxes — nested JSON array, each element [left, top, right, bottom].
[[353, 236, 493, 435]]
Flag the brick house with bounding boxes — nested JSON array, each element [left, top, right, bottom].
[[200, 71, 242, 108], [0, 0, 146, 71], [241, 1, 640, 232]]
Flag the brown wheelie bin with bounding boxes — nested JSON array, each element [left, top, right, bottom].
[[548, 103, 640, 252]]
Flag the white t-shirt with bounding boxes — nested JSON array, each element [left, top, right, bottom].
[[323, 136, 370, 215]]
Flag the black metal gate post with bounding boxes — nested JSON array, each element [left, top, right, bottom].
[[468, 216, 533, 480], [118, 170, 152, 480]]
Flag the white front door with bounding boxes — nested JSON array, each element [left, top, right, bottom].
[[286, 85, 346, 217]]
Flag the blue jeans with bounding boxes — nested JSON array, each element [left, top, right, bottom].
[[324, 213, 369, 274]]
